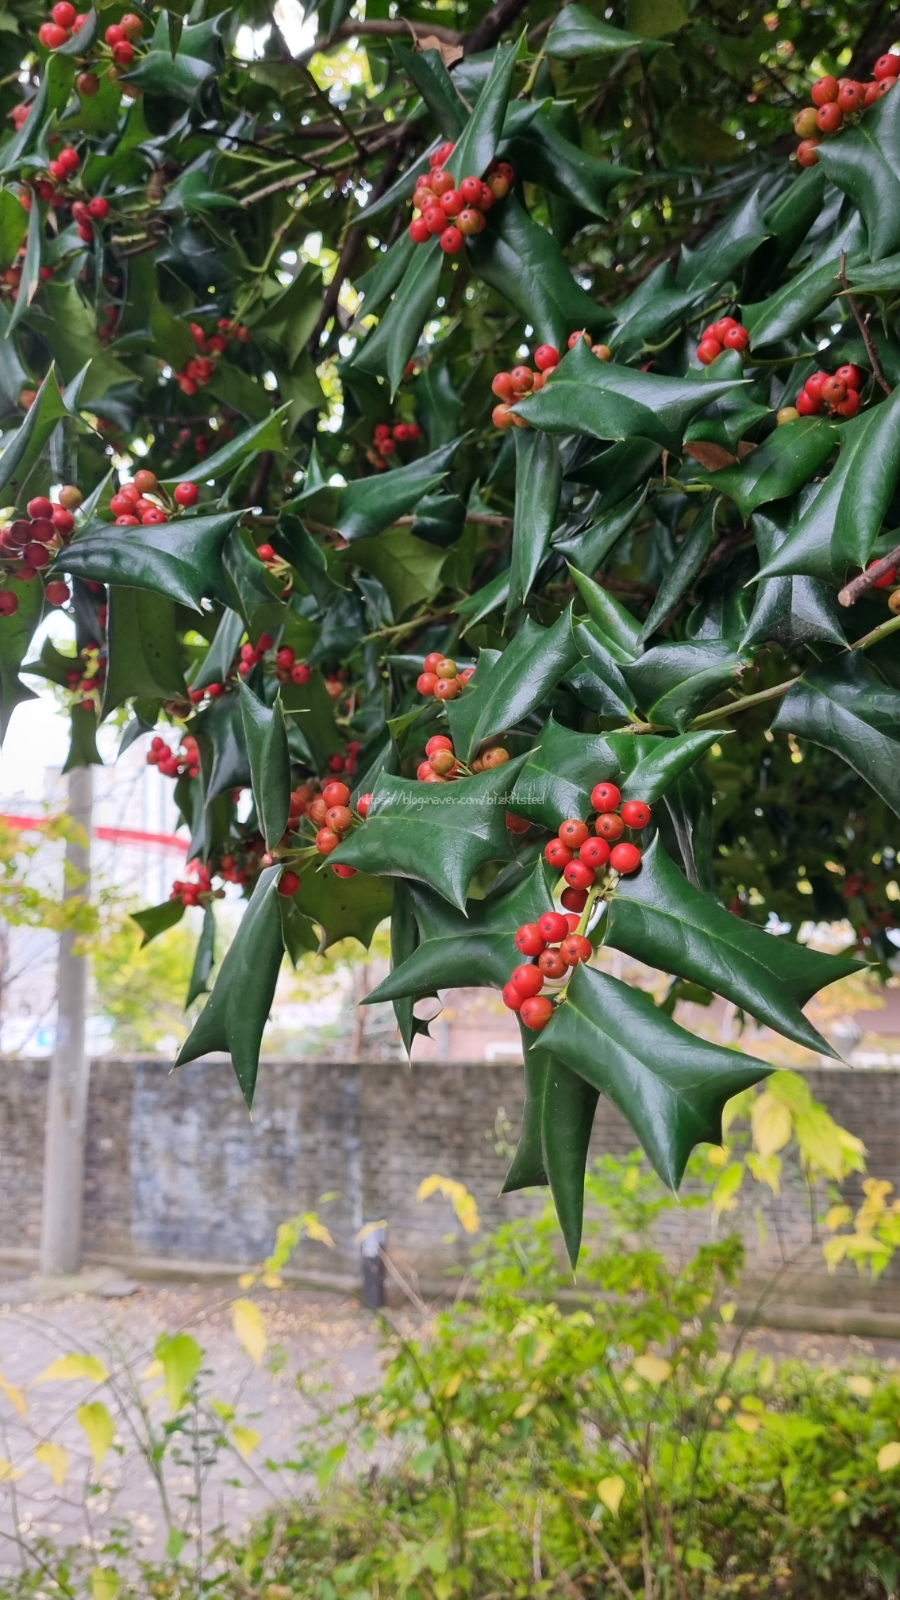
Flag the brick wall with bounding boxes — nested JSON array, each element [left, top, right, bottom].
[[3, 1056, 899, 1312]]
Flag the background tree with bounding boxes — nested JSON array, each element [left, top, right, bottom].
[[1, 0, 899, 1257]]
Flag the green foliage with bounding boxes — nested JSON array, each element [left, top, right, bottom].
[[92, 916, 202, 1050]]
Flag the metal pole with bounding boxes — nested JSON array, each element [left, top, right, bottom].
[[39, 764, 93, 1276]]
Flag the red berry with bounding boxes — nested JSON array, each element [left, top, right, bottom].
[[509, 366, 534, 394], [537, 911, 569, 943], [0, 591, 18, 617], [44, 579, 70, 606], [558, 818, 588, 848], [835, 364, 864, 390], [510, 963, 544, 998], [492, 404, 515, 430], [816, 102, 843, 133], [422, 651, 443, 672], [838, 80, 866, 113], [423, 206, 445, 234], [591, 782, 621, 813], [315, 828, 340, 855], [796, 388, 821, 416], [115, 514, 141, 526], [515, 923, 546, 957], [52, 0, 76, 22], [439, 189, 462, 217], [439, 227, 463, 254], [502, 982, 523, 1012], [331, 863, 357, 878], [580, 837, 610, 869], [811, 75, 839, 105], [492, 372, 515, 401], [793, 106, 819, 138], [275, 645, 295, 669], [610, 842, 642, 875], [142, 508, 167, 525], [118, 12, 143, 37], [874, 54, 899, 80], [544, 838, 573, 870], [425, 734, 453, 755], [326, 805, 353, 834], [506, 811, 530, 834], [409, 217, 431, 244], [620, 799, 651, 829], [429, 168, 453, 196], [277, 870, 300, 897], [256, 543, 275, 562], [356, 793, 372, 819], [459, 176, 483, 204], [28, 518, 54, 544], [836, 389, 861, 417], [538, 947, 567, 980], [27, 496, 53, 520], [87, 196, 109, 220], [105, 22, 124, 42], [24, 543, 50, 567], [595, 813, 624, 841], [867, 559, 899, 588], [174, 482, 198, 507], [520, 996, 554, 1032], [417, 672, 438, 695], [561, 934, 591, 967], [291, 662, 310, 684], [430, 141, 455, 168], [322, 780, 350, 807], [696, 338, 723, 366], [39, 21, 68, 46], [533, 345, 560, 371], [560, 886, 587, 913], [821, 375, 847, 406], [796, 139, 820, 167], [564, 859, 595, 891], [112, 39, 134, 64], [723, 326, 750, 351]]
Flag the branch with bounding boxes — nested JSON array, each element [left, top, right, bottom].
[[296, 18, 461, 67], [307, 143, 403, 352], [463, 0, 533, 54], [838, 540, 900, 606], [839, 252, 892, 395]]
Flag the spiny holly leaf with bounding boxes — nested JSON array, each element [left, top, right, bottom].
[[504, 113, 635, 218], [387, 876, 432, 1054], [741, 512, 846, 651], [279, 893, 320, 965], [331, 759, 526, 910], [447, 40, 518, 183], [294, 864, 392, 951], [160, 406, 289, 486], [131, 897, 185, 946], [353, 242, 443, 394], [817, 86, 900, 262], [62, 704, 102, 773], [191, 608, 244, 692], [741, 224, 865, 346], [8, 200, 41, 337], [351, 529, 447, 618], [446, 609, 580, 763], [622, 640, 749, 730], [337, 440, 462, 543], [553, 485, 647, 573], [60, 511, 240, 611], [467, 196, 613, 347], [0, 367, 66, 502], [638, 498, 717, 643], [239, 681, 290, 851], [0, 574, 42, 741], [696, 417, 838, 519], [568, 566, 642, 656], [516, 337, 746, 451], [102, 589, 187, 715], [542, 963, 771, 1189], [185, 904, 216, 1008], [365, 858, 557, 1002], [606, 835, 857, 1056], [176, 865, 284, 1107], [754, 390, 900, 581], [502, 1032, 599, 1269], [198, 689, 251, 804], [392, 44, 466, 139], [506, 429, 562, 620], [280, 670, 344, 768], [609, 728, 727, 804], [772, 654, 900, 818], [545, 5, 652, 58], [507, 719, 618, 830], [607, 261, 709, 356], [569, 620, 637, 718], [676, 186, 769, 289]]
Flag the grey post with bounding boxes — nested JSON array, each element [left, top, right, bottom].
[[39, 763, 93, 1276], [360, 1223, 387, 1310]]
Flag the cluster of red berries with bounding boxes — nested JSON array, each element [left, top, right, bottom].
[[109, 470, 198, 526], [37, 1, 87, 50], [695, 316, 750, 366], [71, 195, 109, 244], [1, 250, 53, 298], [416, 653, 474, 701], [170, 863, 224, 909], [65, 642, 106, 709], [367, 419, 422, 469], [794, 60, 898, 167], [502, 909, 594, 1032], [0, 489, 82, 614], [491, 332, 611, 429], [147, 733, 200, 780], [173, 318, 249, 395], [544, 783, 647, 891], [791, 364, 864, 419], [408, 142, 514, 256], [309, 779, 362, 877]]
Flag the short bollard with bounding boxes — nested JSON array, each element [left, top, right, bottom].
[[360, 1224, 387, 1310]]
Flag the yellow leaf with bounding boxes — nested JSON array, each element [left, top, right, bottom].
[[237, 1273, 256, 1290], [0, 1374, 26, 1417], [91, 1569, 119, 1600], [633, 1354, 672, 1385], [356, 1220, 388, 1245], [154, 1333, 202, 1413], [706, 1145, 728, 1168], [734, 1413, 760, 1434], [751, 1092, 793, 1158], [34, 1354, 108, 1386], [826, 1205, 853, 1232], [711, 1161, 744, 1219], [719, 1302, 736, 1325], [831, 1488, 848, 1505], [232, 1424, 260, 1457], [847, 1375, 873, 1399], [878, 1441, 900, 1472], [714, 1395, 732, 1413], [416, 1174, 480, 1234], [441, 1372, 462, 1399], [77, 1402, 115, 1469], [35, 1441, 69, 1486], [232, 1299, 267, 1367], [0, 1458, 22, 1481], [597, 1475, 625, 1518]]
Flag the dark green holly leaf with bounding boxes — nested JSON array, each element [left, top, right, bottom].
[[191, 608, 244, 692], [277, 515, 342, 608], [638, 498, 717, 643], [545, 5, 649, 57], [454, 569, 509, 630], [351, 529, 447, 617], [468, 196, 612, 347], [741, 224, 865, 347], [353, 242, 443, 394], [0, 574, 42, 741], [542, 963, 771, 1189], [62, 704, 102, 773], [505, 113, 635, 219], [60, 511, 240, 611], [279, 894, 319, 965], [0, 75, 48, 175], [239, 682, 290, 851], [411, 493, 467, 548], [185, 903, 216, 1007], [22, 636, 76, 690], [337, 440, 461, 543], [447, 41, 518, 183], [754, 391, 900, 581], [606, 835, 854, 1056], [124, 49, 216, 105], [569, 621, 637, 719], [366, 858, 557, 1001], [102, 589, 187, 715], [772, 653, 900, 818], [160, 406, 289, 486], [553, 486, 647, 573], [506, 430, 562, 620], [608, 727, 726, 804], [517, 337, 746, 451], [413, 364, 462, 449], [8, 199, 42, 337], [0, 368, 66, 502], [608, 261, 709, 356], [387, 876, 431, 1055], [331, 759, 525, 909], [696, 417, 837, 521], [281, 669, 344, 768], [501, 1038, 550, 1192], [393, 43, 466, 139], [223, 529, 282, 626], [741, 511, 846, 650], [568, 567, 642, 656], [622, 640, 748, 730], [131, 897, 186, 947], [294, 863, 392, 950], [502, 1031, 599, 1268], [447, 609, 580, 763], [565, 439, 662, 511], [198, 689, 251, 803], [507, 718, 618, 828], [817, 87, 900, 262], [176, 865, 284, 1107], [676, 186, 769, 289], [355, 231, 418, 309]]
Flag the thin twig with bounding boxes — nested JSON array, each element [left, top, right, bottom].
[[838, 539, 900, 605], [560, 1488, 635, 1599], [839, 251, 892, 395], [297, 18, 460, 66]]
